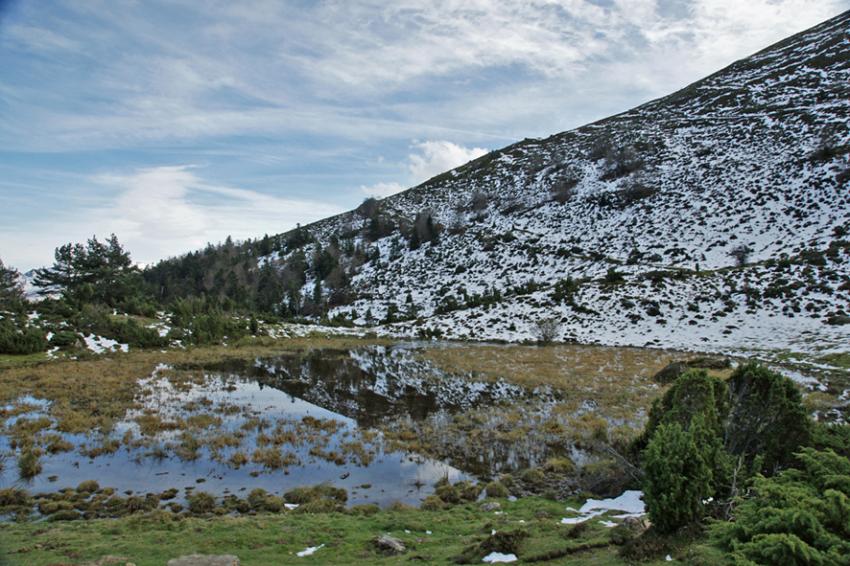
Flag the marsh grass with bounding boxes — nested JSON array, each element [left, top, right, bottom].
[[422, 343, 674, 419], [18, 449, 42, 479]]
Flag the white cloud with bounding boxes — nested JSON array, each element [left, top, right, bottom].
[[7, 166, 343, 268], [359, 140, 488, 199], [407, 141, 489, 183]]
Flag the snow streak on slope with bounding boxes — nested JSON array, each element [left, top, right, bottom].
[[261, 12, 850, 354]]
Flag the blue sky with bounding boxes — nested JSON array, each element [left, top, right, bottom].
[[1, 0, 848, 269]]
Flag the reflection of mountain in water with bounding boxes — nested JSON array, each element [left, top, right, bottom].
[[190, 346, 535, 426]]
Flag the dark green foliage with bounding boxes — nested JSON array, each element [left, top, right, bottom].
[[600, 146, 643, 180], [48, 330, 80, 349], [643, 421, 714, 533], [144, 238, 259, 310], [35, 234, 142, 308], [551, 277, 579, 303], [383, 303, 399, 324], [642, 370, 729, 444], [811, 422, 850, 459], [638, 365, 811, 534], [409, 210, 441, 250], [604, 267, 625, 284], [725, 363, 810, 473], [356, 197, 379, 218], [713, 448, 850, 565], [76, 305, 167, 349], [169, 297, 247, 345], [285, 224, 312, 249], [0, 318, 48, 355], [311, 244, 338, 281], [0, 259, 25, 313], [255, 263, 284, 314], [640, 366, 806, 477]]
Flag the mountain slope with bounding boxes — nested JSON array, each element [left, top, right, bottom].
[[233, 12, 850, 353]]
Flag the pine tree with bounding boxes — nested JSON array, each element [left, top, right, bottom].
[[255, 264, 283, 314], [0, 258, 25, 311], [34, 234, 137, 307]]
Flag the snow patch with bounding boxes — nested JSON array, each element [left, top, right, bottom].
[[482, 552, 518, 563]]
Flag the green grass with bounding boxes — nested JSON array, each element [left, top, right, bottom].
[[0, 497, 697, 565]]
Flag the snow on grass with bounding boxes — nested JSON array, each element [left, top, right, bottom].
[[296, 544, 325, 557], [83, 334, 129, 354], [482, 552, 518, 563], [561, 490, 645, 525]]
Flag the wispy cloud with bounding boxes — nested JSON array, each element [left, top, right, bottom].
[[1, 0, 848, 268], [3, 0, 846, 152], [0, 166, 342, 268]]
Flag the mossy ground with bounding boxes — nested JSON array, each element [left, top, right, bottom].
[[0, 497, 708, 565]]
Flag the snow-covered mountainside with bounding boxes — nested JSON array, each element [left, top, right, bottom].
[[262, 12, 850, 354]]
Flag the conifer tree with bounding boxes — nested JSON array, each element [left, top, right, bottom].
[[642, 421, 714, 533], [0, 258, 25, 311], [35, 234, 138, 307]]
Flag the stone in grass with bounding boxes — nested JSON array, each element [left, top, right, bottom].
[[373, 533, 406, 555], [166, 555, 239, 566], [652, 362, 686, 384]]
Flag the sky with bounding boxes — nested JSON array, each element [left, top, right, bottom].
[[1, 0, 848, 270]]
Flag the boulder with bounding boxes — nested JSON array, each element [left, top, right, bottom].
[[373, 534, 406, 555], [652, 362, 686, 384]]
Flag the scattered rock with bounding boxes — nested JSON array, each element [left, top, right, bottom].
[[623, 516, 650, 534], [652, 362, 686, 384], [373, 533, 406, 555], [481, 501, 501, 512], [166, 555, 239, 566]]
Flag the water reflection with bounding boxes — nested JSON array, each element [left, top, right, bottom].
[[2, 345, 532, 507], [190, 345, 530, 426]]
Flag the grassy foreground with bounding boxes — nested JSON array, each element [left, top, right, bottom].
[[0, 497, 714, 565]]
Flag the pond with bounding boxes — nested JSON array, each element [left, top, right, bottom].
[[0, 344, 560, 509]]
